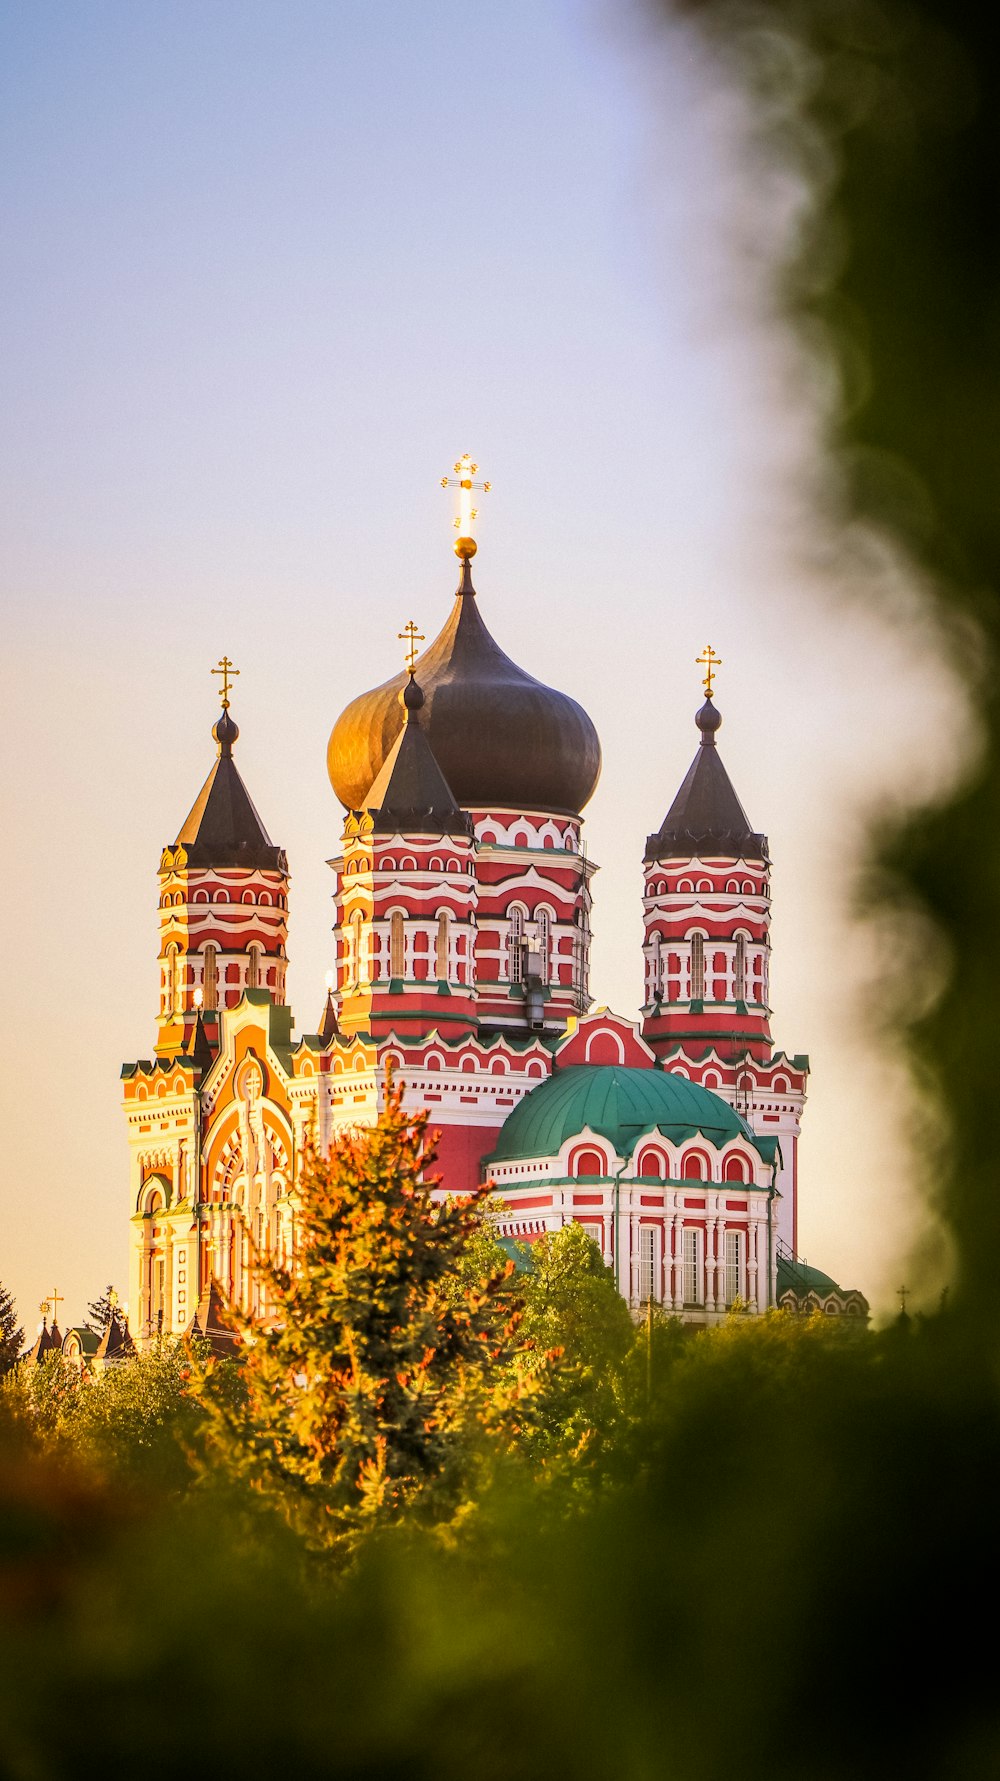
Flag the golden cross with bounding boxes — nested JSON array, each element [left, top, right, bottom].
[[42, 1286, 63, 1322], [211, 655, 240, 709], [440, 453, 491, 536], [696, 644, 722, 699], [397, 619, 425, 674]]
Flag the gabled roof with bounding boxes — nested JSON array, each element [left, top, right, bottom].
[[23, 1320, 62, 1367], [95, 1310, 136, 1364], [363, 676, 473, 837], [646, 699, 768, 864], [175, 707, 287, 871], [185, 1278, 241, 1358]]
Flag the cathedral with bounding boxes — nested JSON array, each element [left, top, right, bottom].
[[122, 473, 867, 1344]]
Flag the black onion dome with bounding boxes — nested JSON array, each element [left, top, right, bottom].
[[645, 698, 768, 863], [327, 556, 602, 815]]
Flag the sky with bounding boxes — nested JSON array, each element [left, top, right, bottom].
[[0, 0, 964, 1335]]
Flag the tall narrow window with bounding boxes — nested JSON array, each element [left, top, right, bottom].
[[165, 943, 180, 1015], [202, 944, 218, 1011], [247, 944, 262, 990], [350, 913, 369, 985], [639, 1226, 656, 1303], [683, 1228, 701, 1305], [535, 910, 550, 984], [436, 911, 449, 979], [690, 933, 705, 1000], [390, 911, 404, 979], [734, 934, 747, 1001], [648, 933, 663, 1001], [509, 907, 525, 984], [725, 1229, 742, 1306]]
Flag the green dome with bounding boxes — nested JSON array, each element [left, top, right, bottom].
[[489, 1065, 768, 1166]]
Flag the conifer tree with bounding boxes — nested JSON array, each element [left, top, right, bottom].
[[197, 1075, 549, 1547], [0, 1282, 24, 1376], [85, 1286, 117, 1335]]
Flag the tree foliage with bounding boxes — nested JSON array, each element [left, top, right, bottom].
[[194, 1079, 554, 1547], [0, 1283, 24, 1377], [85, 1285, 118, 1335]]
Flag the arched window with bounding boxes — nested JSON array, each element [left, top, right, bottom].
[[734, 934, 747, 1000], [247, 944, 262, 990], [202, 944, 218, 1012], [723, 1154, 748, 1183], [436, 910, 449, 979], [570, 1146, 606, 1178], [681, 1149, 708, 1180], [638, 1150, 664, 1180], [390, 911, 404, 979], [690, 933, 705, 999]]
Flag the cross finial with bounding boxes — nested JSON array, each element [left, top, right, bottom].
[[211, 656, 240, 710], [898, 1283, 909, 1314], [441, 453, 491, 548], [397, 619, 425, 674], [696, 644, 722, 699], [42, 1287, 63, 1323]]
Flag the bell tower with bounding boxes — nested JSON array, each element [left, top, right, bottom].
[[641, 651, 808, 1258], [640, 675, 772, 1064], [155, 661, 289, 1060]]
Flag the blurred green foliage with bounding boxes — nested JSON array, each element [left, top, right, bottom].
[[4, 3, 1000, 1772]]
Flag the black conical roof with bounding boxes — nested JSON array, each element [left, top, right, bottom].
[[327, 551, 602, 816], [363, 676, 473, 836], [175, 707, 287, 871], [645, 699, 768, 863]]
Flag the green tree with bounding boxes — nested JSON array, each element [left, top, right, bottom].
[[84, 1285, 118, 1335], [195, 1077, 550, 1549], [0, 1283, 24, 1377], [513, 1221, 636, 1467]]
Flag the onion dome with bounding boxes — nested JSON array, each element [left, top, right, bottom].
[[645, 698, 768, 863], [488, 1064, 770, 1165], [174, 703, 287, 871], [328, 553, 602, 816], [364, 674, 473, 836]]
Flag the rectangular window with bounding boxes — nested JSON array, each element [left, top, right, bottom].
[[725, 1229, 742, 1306], [390, 912, 404, 979], [690, 934, 705, 1000], [639, 1225, 656, 1303], [436, 911, 449, 979], [734, 935, 746, 1001], [683, 1227, 701, 1305]]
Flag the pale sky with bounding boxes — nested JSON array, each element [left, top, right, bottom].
[[0, 0, 964, 1334]]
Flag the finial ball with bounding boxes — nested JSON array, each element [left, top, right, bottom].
[[454, 535, 477, 559]]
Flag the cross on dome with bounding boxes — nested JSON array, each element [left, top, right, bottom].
[[441, 453, 491, 551], [397, 619, 425, 673], [212, 655, 240, 709], [696, 644, 722, 699]]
